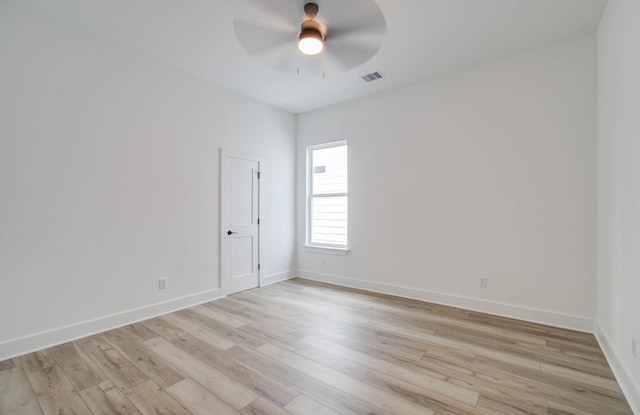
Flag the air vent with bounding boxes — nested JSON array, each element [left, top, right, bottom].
[[361, 71, 384, 82]]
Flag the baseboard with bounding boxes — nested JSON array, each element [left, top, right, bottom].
[[261, 270, 295, 287], [296, 270, 595, 332], [595, 321, 640, 414], [0, 288, 224, 361]]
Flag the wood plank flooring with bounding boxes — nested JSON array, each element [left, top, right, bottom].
[[0, 278, 634, 415]]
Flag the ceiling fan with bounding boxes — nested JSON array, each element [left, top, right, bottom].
[[233, 0, 387, 75]]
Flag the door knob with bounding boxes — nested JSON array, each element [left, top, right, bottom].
[[227, 230, 237, 235]]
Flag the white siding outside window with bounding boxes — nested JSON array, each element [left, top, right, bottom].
[[307, 142, 348, 248]]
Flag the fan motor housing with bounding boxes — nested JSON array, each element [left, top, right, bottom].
[[300, 19, 324, 38]]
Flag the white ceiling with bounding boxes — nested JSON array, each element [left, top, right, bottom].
[[11, 0, 607, 114]]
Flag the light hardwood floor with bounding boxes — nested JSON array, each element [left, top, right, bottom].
[[0, 279, 633, 415]]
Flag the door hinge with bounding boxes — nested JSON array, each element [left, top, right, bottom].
[[258, 264, 261, 270], [257, 171, 261, 179], [257, 218, 260, 225]]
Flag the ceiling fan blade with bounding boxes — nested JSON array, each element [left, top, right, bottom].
[[235, 0, 302, 31], [323, 43, 377, 72], [327, 29, 385, 55], [324, 24, 386, 71], [318, 0, 386, 36], [320, 0, 387, 71], [234, 17, 296, 56], [261, 40, 300, 73]]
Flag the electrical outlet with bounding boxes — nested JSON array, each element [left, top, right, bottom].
[[159, 278, 167, 290], [633, 338, 637, 358], [479, 277, 488, 288]]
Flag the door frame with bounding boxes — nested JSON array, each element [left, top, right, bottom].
[[220, 149, 264, 295]]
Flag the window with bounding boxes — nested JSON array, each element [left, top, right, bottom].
[[307, 141, 348, 250]]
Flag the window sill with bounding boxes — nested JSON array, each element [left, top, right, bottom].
[[304, 245, 350, 256]]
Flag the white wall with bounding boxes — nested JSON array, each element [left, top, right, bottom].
[[297, 35, 597, 331], [596, 0, 640, 411], [0, 3, 296, 360]]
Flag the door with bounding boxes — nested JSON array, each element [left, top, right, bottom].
[[221, 150, 262, 294]]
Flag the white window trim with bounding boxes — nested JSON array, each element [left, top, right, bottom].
[[306, 140, 350, 254], [304, 245, 350, 256]]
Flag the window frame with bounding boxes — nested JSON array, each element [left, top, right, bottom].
[[305, 141, 350, 255]]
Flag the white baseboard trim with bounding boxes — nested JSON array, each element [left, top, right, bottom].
[[261, 270, 295, 287], [296, 270, 595, 332], [595, 321, 640, 414], [0, 288, 224, 361]]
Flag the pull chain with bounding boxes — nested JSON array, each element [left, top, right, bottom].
[[295, 45, 325, 78], [322, 47, 325, 79]]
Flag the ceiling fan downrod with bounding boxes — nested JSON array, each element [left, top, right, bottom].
[[304, 2, 319, 19]]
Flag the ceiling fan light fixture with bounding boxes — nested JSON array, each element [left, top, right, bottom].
[[298, 28, 324, 55], [298, 16, 324, 56]]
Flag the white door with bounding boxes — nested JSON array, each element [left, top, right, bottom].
[[221, 150, 262, 294]]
